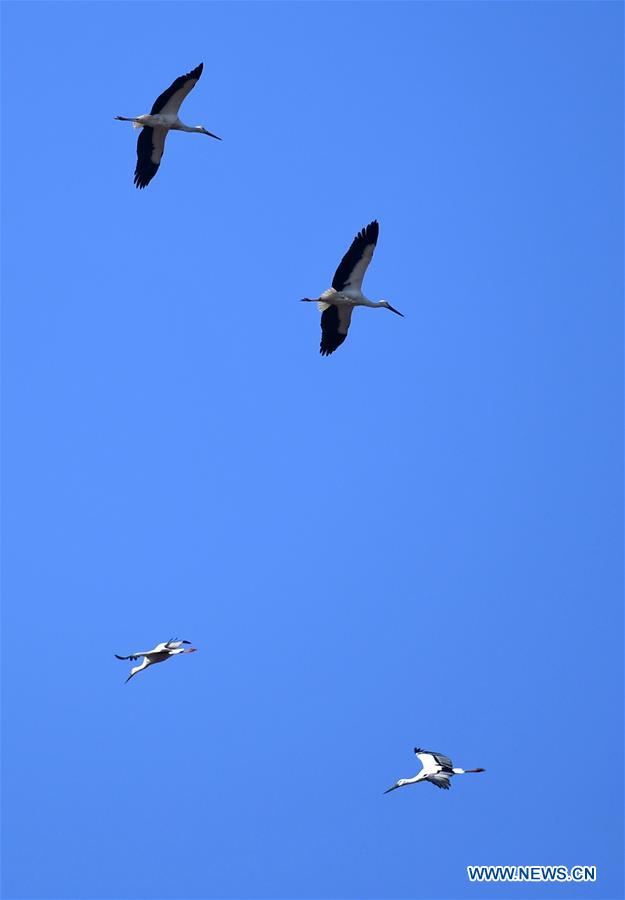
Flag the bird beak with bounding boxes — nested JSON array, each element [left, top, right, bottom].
[[185, 648, 198, 653], [204, 130, 222, 140], [386, 304, 404, 317], [383, 784, 400, 794]]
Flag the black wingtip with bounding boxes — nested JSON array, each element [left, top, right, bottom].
[[331, 220, 380, 291], [133, 167, 158, 190]]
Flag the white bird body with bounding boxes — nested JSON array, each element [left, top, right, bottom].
[[115, 63, 221, 189], [126, 113, 210, 133], [316, 287, 392, 310], [384, 748, 485, 793], [301, 221, 403, 355], [115, 639, 197, 683]]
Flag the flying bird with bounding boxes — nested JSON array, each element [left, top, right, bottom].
[[301, 220, 403, 356], [384, 748, 485, 792], [115, 639, 197, 683], [115, 63, 221, 188]]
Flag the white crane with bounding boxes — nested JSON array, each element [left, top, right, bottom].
[[384, 747, 485, 792], [115, 639, 197, 683], [115, 63, 221, 189], [301, 220, 403, 356]]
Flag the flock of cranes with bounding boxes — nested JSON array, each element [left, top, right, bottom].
[[114, 64, 485, 798], [116, 64, 403, 356]]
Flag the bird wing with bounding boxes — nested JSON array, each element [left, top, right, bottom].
[[134, 126, 168, 189], [431, 751, 454, 770], [142, 651, 170, 661], [320, 304, 353, 356], [115, 653, 140, 661], [427, 774, 451, 790], [414, 748, 454, 772], [150, 63, 204, 116], [142, 642, 176, 655], [331, 221, 379, 293], [164, 639, 183, 649]]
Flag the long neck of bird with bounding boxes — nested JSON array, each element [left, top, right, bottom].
[[133, 658, 151, 674], [178, 122, 203, 133], [128, 659, 149, 680], [358, 297, 386, 309], [405, 774, 424, 785]]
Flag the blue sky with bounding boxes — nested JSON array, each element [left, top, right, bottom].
[[1, 2, 623, 899]]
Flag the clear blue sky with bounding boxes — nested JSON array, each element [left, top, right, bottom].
[[1, 2, 623, 899]]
